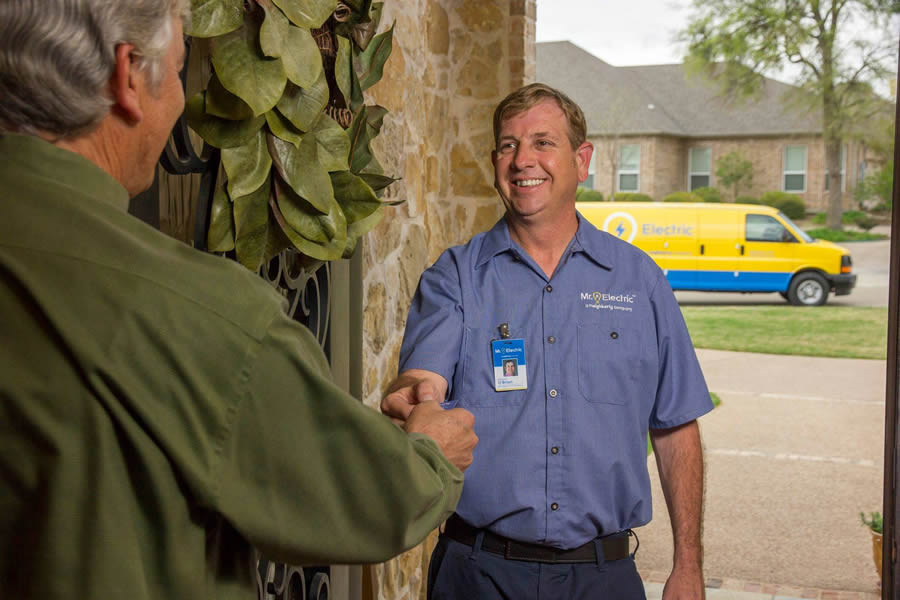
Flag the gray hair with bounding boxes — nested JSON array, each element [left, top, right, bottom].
[[0, 0, 189, 139]]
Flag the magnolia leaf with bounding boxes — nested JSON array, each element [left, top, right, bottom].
[[207, 185, 235, 252], [270, 192, 347, 261], [233, 176, 272, 270], [281, 26, 324, 87], [343, 205, 383, 258], [354, 22, 393, 90], [263, 209, 292, 262], [335, 1, 380, 47], [267, 133, 335, 214], [274, 176, 344, 243], [259, 0, 289, 57], [347, 105, 388, 173], [187, 0, 244, 38], [271, 0, 337, 28], [186, 92, 266, 148], [311, 114, 350, 172], [221, 129, 272, 198], [330, 170, 379, 223], [359, 172, 400, 193], [335, 37, 352, 107], [265, 110, 304, 147], [346, 106, 372, 173], [360, 152, 383, 175], [211, 19, 287, 116], [275, 71, 329, 131], [206, 73, 255, 120]]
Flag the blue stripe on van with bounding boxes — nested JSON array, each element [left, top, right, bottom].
[[666, 271, 792, 292]]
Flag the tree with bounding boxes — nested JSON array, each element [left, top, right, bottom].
[[715, 151, 754, 200], [681, 0, 898, 230]]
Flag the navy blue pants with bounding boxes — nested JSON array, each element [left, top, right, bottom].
[[427, 534, 646, 600]]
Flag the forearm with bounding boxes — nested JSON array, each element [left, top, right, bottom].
[[650, 420, 704, 570]]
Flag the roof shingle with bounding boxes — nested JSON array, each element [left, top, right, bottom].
[[536, 41, 822, 138]]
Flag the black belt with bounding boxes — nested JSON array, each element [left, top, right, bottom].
[[441, 514, 633, 564]]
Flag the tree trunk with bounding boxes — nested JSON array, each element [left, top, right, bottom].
[[825, 138, 843, 230]]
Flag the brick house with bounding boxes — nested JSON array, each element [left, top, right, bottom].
[[537, 41, 873, 211]]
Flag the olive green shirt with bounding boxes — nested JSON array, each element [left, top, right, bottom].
[[0, 135, 462, 599]]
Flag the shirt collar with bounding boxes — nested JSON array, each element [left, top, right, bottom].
[[0, 133, 130, 212], [475, 214, 615, 270]]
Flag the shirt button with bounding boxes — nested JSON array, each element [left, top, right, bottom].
[[610, 331, 619, 339], [551, 503, 559, 511], [547, 336, 556, 344], [549, 389, 558, 398], [551, 446, 559, 455], [545, 284, 553, 293]]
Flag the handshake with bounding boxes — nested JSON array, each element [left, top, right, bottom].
[[381, 369, 478, 472]]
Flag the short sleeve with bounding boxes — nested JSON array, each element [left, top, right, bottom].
[[399, 254, 465, 393], [647, 268, 713, 429]]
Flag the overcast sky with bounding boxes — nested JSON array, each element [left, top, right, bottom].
[[536, 1, 692, 67]]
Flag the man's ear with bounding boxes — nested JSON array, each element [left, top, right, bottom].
[[110, 43, 143, 124], [575, 142, 593, 182]]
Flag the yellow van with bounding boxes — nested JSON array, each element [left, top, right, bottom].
[[576, 202, 856, 306]]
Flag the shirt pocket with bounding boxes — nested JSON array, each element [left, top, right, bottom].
[[457, 326, 528, 407], [576, 321, 644, 405]]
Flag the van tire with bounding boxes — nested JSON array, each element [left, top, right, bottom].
[[787, 272, 829, 306]]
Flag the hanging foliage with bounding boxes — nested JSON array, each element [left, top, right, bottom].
[[186, 0, 400, 270]]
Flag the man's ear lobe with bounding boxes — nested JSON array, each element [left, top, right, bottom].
[[110, 43, 143, 124]]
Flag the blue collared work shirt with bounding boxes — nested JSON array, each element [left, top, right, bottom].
[[399, 215, 712, 550]]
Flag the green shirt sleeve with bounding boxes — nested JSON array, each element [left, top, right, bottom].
[[213, 313, 463, 565]]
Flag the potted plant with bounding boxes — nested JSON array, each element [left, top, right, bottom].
[[860, 511, 884, 579]]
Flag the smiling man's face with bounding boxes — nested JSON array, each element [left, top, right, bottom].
[[491, 99, 592, 225]]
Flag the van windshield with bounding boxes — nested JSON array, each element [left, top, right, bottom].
[[778, 211, 814, 243]]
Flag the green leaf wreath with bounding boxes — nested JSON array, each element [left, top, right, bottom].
[[186, 0, 399, 270]]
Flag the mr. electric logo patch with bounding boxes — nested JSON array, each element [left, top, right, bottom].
[[581, 290, 636, 312]]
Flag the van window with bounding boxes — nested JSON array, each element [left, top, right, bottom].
[[745, 214, 797, 243]]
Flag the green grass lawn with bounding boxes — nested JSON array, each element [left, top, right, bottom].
[[805, 227, 888, 242], [681, 305, 888, 360]]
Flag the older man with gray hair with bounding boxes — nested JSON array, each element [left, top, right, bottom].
[[0, 2, 477, 599]]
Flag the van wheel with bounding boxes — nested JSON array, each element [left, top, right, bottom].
[[787, 272, 829, 306]]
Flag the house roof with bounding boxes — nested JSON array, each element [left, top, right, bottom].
[[535, 41, 823, 138]]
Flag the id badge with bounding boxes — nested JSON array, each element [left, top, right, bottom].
[[492, 338, 527, 391]]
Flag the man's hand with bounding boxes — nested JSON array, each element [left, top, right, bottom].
[[662, 564, 705, 600], [381, 369, 449, 426], [404, 401, 477, 472]]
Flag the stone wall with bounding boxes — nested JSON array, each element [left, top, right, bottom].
[[587, 134, 862, 210], [359, 1, 536, 599]]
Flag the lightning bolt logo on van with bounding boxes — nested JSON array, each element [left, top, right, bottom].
[[601, 211, 638, 243]]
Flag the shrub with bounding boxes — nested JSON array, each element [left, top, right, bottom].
[[760, 191, 806, 219], [614, 192, 654, 202], [693, 186, 723, 203], [663, 191, 703, 203], [735, 196, 760, 205], [855, 215, 879, 231], [575, 188, 604, 202], [813, 210, 867, 225]]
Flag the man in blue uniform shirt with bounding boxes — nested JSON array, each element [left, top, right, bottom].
[[382, 83, 712, 599]]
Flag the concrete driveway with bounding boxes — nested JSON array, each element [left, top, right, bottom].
[[636, 349, 885, 594], [637, 237, 891, 596]]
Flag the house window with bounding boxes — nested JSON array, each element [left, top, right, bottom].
[[824, 145, 846, 192], [783, 145, 807, 192], [580, 155, 596, 189], [618, 144, 640, 192], [688, 147, 711, 190]]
